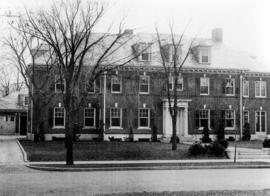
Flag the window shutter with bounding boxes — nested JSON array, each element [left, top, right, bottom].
[[107, 76, 111, 91], [133, 109, 138, 128], [122, 108, 127, 129], [95, 107, 99, 129], [105, 108, 110, 129], [210, 78, 214, 95], [96, 77, 101, 93], [48, 108, 54, 128], [195, 78, 200, 95], [222, 80, 226, 94], [235, 87, 239, 95], [18, 95, 24, 106], [210, 110, 215, 129], [49, 76, 56, 92], [150, 109, 155, 128], [195, 110, 199, 128]]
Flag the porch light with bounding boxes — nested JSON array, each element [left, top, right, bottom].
[[203, 74, 206, 78], [88, 103, 91, 108], [203, 104, 206, 109], [229, 105, 232, 109], [143, 72, 146, 76], [58, 102, 62, 107], [226, 82, 232, 88], [115, 103, 118, 108], [143, 103, 146, 108], [116, 71, 118, 75], [260, 106, 262, 110]]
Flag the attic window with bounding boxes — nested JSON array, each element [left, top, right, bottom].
[[200, 48, 210, 63], [133, 43, 151, 62]]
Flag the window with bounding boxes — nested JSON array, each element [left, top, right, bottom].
[[255, 81, 266, 97], [140, 43, 151, 61], [243, 80, 249, 97], [169, 75, 183, 91], [111, 76, 121, 93], [24, 96, 29, 106], [110, 108, 122, 128], [10, 116, 15, 122], [200, 77, 209, 95], [224, 110, 235, 129], [243, 110, 249, 125], [256, 111, 266, 132], [85, 80, 95, 93], [225, 78, 235, 95], [139, 75, 150, 94], [199, 110, 210, 129], [200, 48, 210, 63], [55, 75, 65, 93], [84, 108, 95, 128], [138, 108, 150, 128], [54, 107, 65, 127]]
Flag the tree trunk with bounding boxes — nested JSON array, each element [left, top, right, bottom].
[[172, 114, 177, 151], [65, 110, 74, 165]]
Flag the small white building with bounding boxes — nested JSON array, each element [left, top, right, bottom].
[[0, 91, 28, 135]]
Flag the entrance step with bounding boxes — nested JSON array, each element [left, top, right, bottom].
[[226, 147, 270, 159]]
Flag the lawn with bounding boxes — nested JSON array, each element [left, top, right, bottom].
[[19, 140, 226, 162], [228, 140, 263, 149]]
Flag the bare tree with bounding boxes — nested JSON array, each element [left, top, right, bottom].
[[10, 0, 148, 165], [156, 26, 194, 150], [4, 21, 56, 141], [0, 65, 12, 96]]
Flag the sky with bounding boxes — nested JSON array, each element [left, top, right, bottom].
[[0, 0, 269, 70]]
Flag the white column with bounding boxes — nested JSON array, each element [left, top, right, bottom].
[[184, 107, 188, 136]]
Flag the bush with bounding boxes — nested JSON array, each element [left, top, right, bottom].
[[151, 125, 158, 142], [209, 141, 225, 156], [201, 126, 212, 143], [227, 136, 235, 141], [242, 123, 251, 141], [263, 138, 270, 148], [188, 143, 207, 156], [218, 140, 229, 149]]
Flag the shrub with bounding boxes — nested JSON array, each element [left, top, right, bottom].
[[227, 136, 235, 141], [202, 126, 212, 143], [209, 141, 225, 156], [218, 140, 229, 149], [263, 138, 270, 148], [170, 136, 180, 144], [188, 143, 207, 156], [242, 123, 251, 141]]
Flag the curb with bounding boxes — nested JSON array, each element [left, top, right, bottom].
[[26, 163, 270, 172], [16, 139, 28, 163]]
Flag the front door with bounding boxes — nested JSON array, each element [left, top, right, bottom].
[[176, 108, 185, 136], [255, 111, 266, 136], [20, 114, 27, 135]]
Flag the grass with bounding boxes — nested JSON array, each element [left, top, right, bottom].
[[19, 140, 227, 162], [228, 140, 262, 149], [96, 190, 270, 196]]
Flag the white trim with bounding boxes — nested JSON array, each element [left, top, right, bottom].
[[111, 75, 122, 94], [84, 108, 96, 128], [255, 80, 267, 98], [225, 78, 235, 96], [198, 109, 210, 129], [224, 109, 235, 129], [54, 75, 66, 93], [110, 108, 122, 128], [138, 108, 150, 128], [53, 107, 65, 128], [255, 111, 267, 133], [139, 75, 150, 94], [243, 110, 249, 124], [200, 77, 209, 95]]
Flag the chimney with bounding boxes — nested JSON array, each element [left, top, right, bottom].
[[212, 28, 223, 43], [124, 29, 133, 35]]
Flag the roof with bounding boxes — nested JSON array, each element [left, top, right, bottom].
[[33, 30, 263, 73], [0, 90, 28, 112]]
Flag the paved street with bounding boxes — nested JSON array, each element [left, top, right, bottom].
[[1, 167, 270, 195]]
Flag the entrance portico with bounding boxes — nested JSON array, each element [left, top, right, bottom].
[[162, 99, 191, 138]]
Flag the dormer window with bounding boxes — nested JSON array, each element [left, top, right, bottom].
[[200, 47, 211, 63], [133, 43, 151, 62], [162, 44, 181, 63]]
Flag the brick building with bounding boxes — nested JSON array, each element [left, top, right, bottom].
[[29, 28, 269, 141]]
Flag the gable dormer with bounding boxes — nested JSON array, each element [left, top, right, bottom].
[[192, 45, 212, 64], [132, 42, 152, 62], [161, 44, 182, 63]]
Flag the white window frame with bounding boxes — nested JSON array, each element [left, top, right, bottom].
[[243, 110, 249, 125], [200, 77, 209, 95], [139, 75, 150, 94], [255, 81, 266, 98], [169, 75, 183, 91], [110, 108, 122, 128], [111, 76, 122, 94], [224, 110, 235, 130], [200, 48, 210, 63], [138, 108, 150, 129], [255, 111, 267, 133], [84, 108, 96, 128], [198, 109, 210, 130], [55, 75, 65, 93], [85, 80, 95, 94], [53, 107, 65, 128], [243, 80, 249, 97], [225, 78, 235, 96]]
